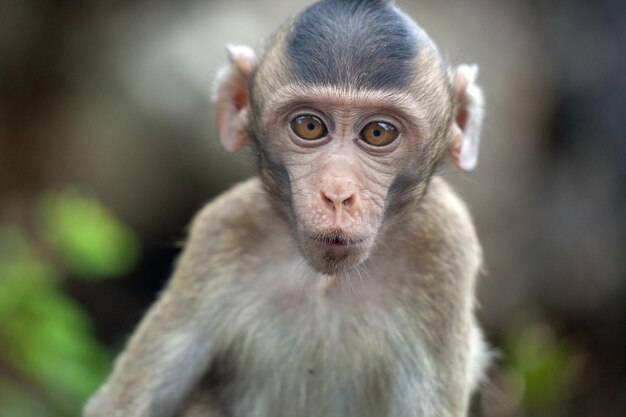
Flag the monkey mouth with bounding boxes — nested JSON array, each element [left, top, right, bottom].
[[311, 233, 365, 249], [301, 231, 372, 274]]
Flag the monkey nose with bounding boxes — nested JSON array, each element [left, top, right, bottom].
[[320, 189, 356, 212]]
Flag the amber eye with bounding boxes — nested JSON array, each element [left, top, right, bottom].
[[360, 121, 398, 146], [290, 115, 328, 140]]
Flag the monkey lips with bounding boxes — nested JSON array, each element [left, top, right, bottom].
[[302, 231, 371, 275]]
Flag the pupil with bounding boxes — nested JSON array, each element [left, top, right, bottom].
[[373, 129, 381, 137], [307, 123, 315, 130]]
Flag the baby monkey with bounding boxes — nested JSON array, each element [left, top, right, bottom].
[[85, 0, 487, 416]]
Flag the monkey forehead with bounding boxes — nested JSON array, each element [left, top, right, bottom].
[[284, 0, 440, 90], [262, 83, 429, 130]]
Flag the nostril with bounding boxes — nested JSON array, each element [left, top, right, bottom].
[[342, 194, 355, 208], [321, 191, 356, 211], [321, 192, 335, 209]]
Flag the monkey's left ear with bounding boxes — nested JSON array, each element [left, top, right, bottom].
[[214, 44, 257, 153], [448, 64, 484, 171]]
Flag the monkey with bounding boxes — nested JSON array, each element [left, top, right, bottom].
[[84, 0, 487, 416]]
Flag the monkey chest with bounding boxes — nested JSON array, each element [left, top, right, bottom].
[[211, 288, 407, 417]]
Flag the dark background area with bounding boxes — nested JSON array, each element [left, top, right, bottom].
[[0, 0, 624, 416]]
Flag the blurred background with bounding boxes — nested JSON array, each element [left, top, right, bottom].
[[0, 0, 624, 416]]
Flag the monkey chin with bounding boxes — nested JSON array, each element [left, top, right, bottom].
[[300, 236, 373, 276]]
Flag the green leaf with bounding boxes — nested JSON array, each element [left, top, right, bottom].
[[37, 188, 140, 279], [0, 225, 112, 417], [0, 227, 57, 317], [502, 310, 582, 411], [0, 378, 52, 417]]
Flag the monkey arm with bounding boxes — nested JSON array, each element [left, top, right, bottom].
[[83, 290, 216, 417], [83, 194, 251, 417], [384, 178, 487, 417], [83, 179, 268, 417]]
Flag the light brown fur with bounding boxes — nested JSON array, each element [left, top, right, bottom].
[[84, 1, 487, 416], [85, 177, 487, 417]]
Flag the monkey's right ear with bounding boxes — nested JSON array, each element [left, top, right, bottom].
[[448, 64, 484, 171], [214, 44, 257, 153]]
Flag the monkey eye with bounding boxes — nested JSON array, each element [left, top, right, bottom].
[[290, 115, 328, 140], [360, 121, 398, 147]]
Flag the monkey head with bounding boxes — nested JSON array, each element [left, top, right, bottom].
[[214, 0, 483, 275]]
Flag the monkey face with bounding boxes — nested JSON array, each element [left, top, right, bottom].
[[214, 3, 483, 276], [258, 85, 432, 275]]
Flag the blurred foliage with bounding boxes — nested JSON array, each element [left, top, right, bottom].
[[38, 189, 140, 280], [0, 189, 139, 417], [479, 311, 583, 417]]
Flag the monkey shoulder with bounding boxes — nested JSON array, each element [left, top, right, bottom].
[[419, 177, 476, 231], [172, 177, 282, 279], [190, 176, 279, 247], [404, 177, 482, 272]]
